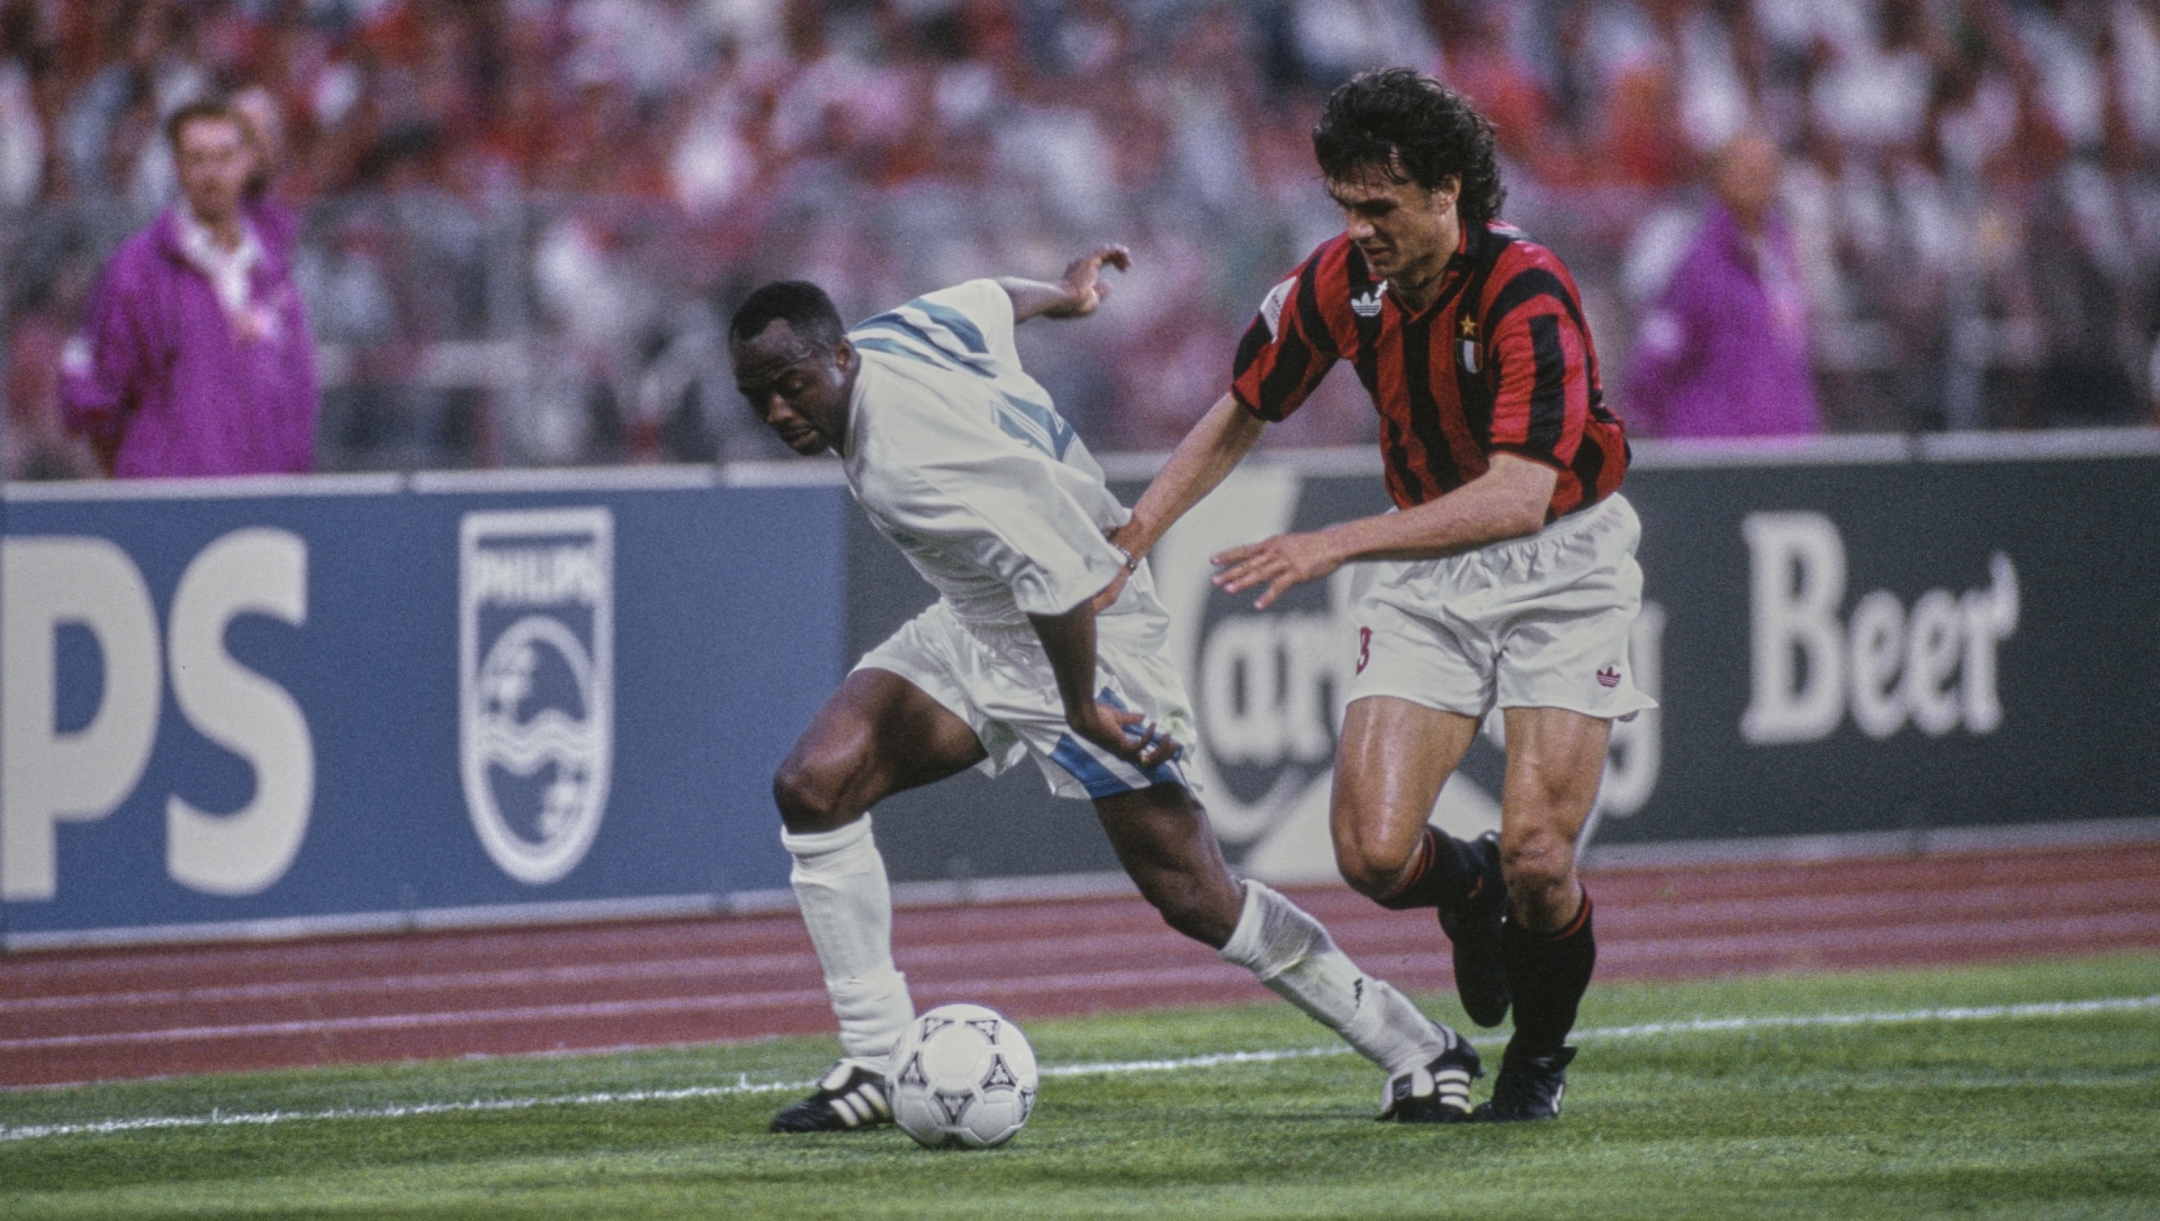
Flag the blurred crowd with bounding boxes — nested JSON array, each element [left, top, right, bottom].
[[4, 0, 2158, 477]]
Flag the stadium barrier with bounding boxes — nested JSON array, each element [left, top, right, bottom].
[[855, 428, 2160, 888], [1, 467, 846, 949], [4, 428, 2157, 947]]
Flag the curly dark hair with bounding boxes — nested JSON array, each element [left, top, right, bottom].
[[1312, 68, 1506, 229]]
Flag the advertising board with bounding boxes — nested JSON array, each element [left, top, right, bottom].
[[7, 429, 2155, 945], [1, 469, 845, 947], [856, 431, 2160, 885]]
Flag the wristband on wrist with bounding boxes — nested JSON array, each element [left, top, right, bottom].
[[1112, 544, 1140, 572]]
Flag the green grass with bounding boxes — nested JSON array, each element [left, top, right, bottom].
[[3, 953, 2157, 1219]]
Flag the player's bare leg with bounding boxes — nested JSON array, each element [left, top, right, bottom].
[[773, 667, 989, 835], [1329, 697, 1476, 895], [1476, 704, 1610, 1123], [1493, 706, 1606, 933], [769, 668, 987, 1133], [1091, 782, 1244, 946], [1097, 782, 1480, 1121], [1330, 697, 1514, 1028]]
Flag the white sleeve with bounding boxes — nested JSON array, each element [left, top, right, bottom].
[[906, 279, 1023, 380], [870, 436, 1126, 618]]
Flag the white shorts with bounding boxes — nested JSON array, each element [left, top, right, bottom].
[[854, 599, 1198, 802], [1345, 492, 1657, 722]]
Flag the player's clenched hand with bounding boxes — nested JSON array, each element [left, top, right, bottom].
[[1069, 701, 1181, 771], [1212, 530, 1346, 610], [1048, 245, 1132, 318]]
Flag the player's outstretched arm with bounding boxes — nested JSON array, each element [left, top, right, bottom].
[[1028, 596, 1181, 771], [1112, 392, 1267, 561], [1213, 453, 1556, 609], [1000, 245, 1132, 325]]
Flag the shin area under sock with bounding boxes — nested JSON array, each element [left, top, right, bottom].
[[1218, 880, 1455, 1074], [1500, 888, 1597, 1056], [782, 817, 913, 1064]]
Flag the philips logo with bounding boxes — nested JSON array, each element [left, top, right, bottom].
[[459, 508, 614, 886], [467, 546, 605, 605]]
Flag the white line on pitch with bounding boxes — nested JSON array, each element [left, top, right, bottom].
[[2, 995, 2153, 1145]]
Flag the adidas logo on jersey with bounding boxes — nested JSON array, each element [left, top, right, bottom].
[[1351, 288, 1385, 317], [1258, 276, 1296, 339], [1596, 666, 1622, 688]]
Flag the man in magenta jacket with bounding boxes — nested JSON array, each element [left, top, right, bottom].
[[1624, 130, 1821, 439], [61, 98, 317, 477]]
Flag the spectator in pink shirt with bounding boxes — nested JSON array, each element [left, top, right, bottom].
[[61, 97, 318, 476]]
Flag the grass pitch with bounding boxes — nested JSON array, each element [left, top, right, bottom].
[[2, 953, 2156, 1220]]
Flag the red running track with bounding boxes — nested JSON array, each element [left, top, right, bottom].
[[2, 843, 2155, 1088]]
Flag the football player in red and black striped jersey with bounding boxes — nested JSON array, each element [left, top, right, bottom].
[[1118, 68, 1655, 1122]]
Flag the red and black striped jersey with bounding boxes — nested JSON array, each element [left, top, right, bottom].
[[1231, 222, 1629, 520]]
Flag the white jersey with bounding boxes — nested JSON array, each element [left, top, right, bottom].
[[841, 279, 1146, 630]]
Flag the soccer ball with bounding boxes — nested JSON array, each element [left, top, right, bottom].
[[885, 1003, 1038, 1149]]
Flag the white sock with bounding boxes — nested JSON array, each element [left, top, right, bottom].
[[783, 816, 914, 1065], [1218, 879, 1454, 1075]]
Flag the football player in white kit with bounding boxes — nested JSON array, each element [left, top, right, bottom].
[[730, 247, 1484, 1131]]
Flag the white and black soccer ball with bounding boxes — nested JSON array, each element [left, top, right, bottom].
[[885, 1003, 1038, 1149]]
